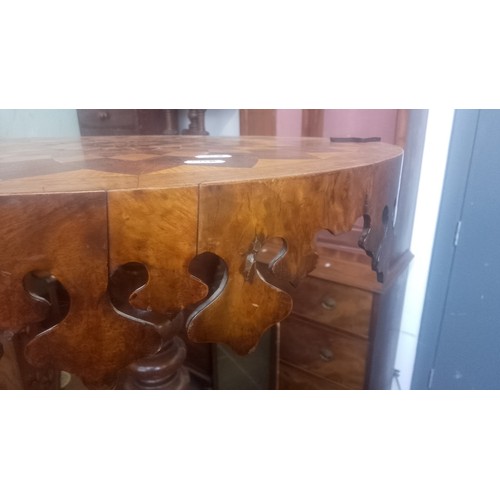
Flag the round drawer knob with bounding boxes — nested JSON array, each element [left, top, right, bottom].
[[321, 296, 337, 310], [98, 111, 110, 121], [319, 348, 334, 362]]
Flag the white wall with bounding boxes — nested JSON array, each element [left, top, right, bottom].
[[0, 109, 80, 137], [392, 109, 455, 389], [206, 110, 239, 136]]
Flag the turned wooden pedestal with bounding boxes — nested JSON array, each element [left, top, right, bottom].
[[0, 136, 403, 389]]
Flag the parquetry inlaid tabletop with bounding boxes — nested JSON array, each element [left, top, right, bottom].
[[0, 136, 402, 193]]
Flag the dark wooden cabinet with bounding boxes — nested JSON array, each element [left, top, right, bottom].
[[77, 109, 208, 137], [77, 109, 166, 136], [278, 227, 411, 389]]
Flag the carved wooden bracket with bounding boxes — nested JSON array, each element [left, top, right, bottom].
[[186, 156, 403, 354], [0, 189, 211, 386], [107, 187, 208, 315], [0, 193, 162, 387]]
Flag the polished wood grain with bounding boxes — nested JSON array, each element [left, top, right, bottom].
[[107, 189, 206, 388], [187, 155, 401, 353], [108, 187, 207, 315], [0, 193, 161, 387], [0, 136, 403, 386], [0, 136, 402, 193]]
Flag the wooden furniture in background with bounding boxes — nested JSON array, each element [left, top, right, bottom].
[[182, 110, 209, 135], [0, 136, 402, 389], [77, 110, 208, 137], [239, 110, 276, 136], [301, 110, 324, 137], [276, 227, 411, 389], [239, 109, 324, 137], [239, 109, 410, 141], [164, 110, 180, 135]]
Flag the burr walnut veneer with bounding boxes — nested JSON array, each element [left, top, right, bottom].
[[0, 136, 403, 389]]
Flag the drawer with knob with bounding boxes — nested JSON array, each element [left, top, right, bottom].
[[279, 315, 368, 389], [289, 277, 372, 339], [279, 361, 350, 390]]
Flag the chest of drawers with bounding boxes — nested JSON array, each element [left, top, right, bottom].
[[278, 228, 411, 390], [76, 109, 208, 136], [77, 109, 166, 136]]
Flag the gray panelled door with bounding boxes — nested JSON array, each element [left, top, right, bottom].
[[413, 110, 500, 389]]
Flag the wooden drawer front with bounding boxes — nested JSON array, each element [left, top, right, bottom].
[[280, 316, 368, 389], [290, 277, 372, 338], [77, 109, 138, 134], [279, 362, 350, 390]]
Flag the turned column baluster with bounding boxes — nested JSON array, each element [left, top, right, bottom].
[[182, 109, 209, 135], [118, 313, 190, 390], [163, 109, 179, 135]]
